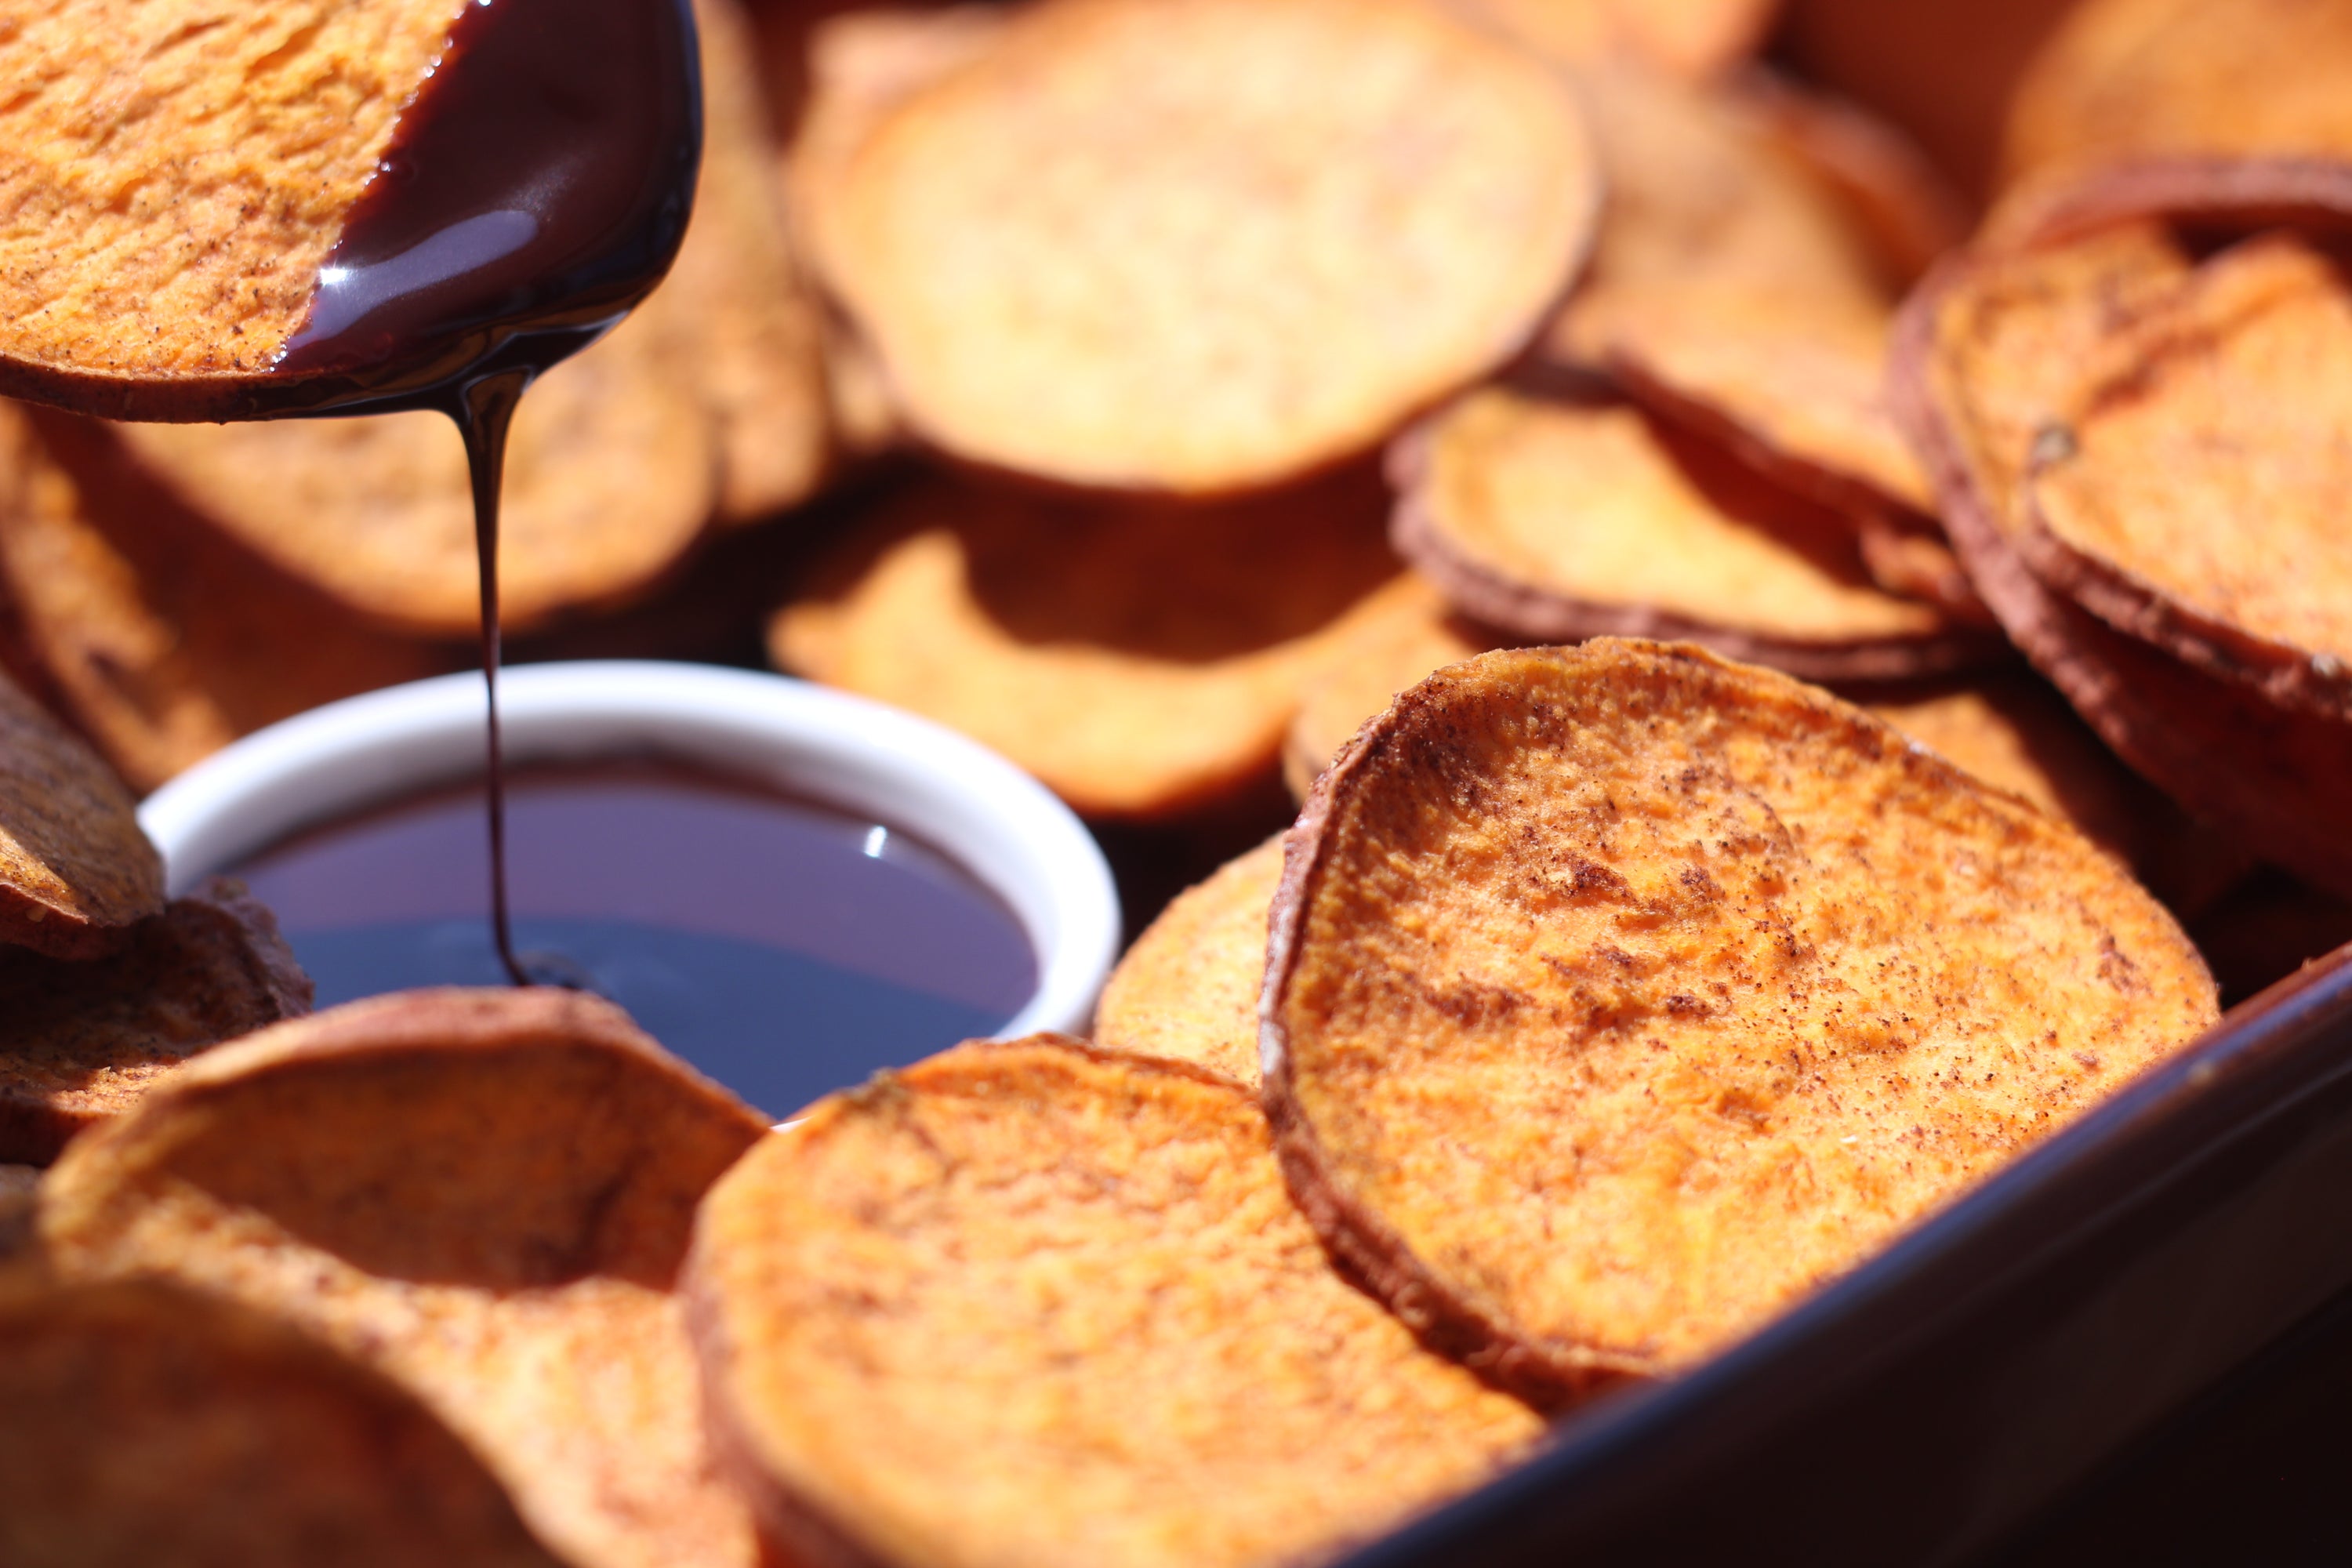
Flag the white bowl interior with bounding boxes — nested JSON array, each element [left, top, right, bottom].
[[137, 662, 1120, 1038]]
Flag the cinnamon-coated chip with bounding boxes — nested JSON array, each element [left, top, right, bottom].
[[1392, 390, 1994, 681], [770, 466, 1403, 818], [1264, 641, 2216, 1399], [0, 0, 469, 419], [0, 1272, 564, 1568], [1094, 835, 1284, 1085], [40, 989, 771, 1568], [817, 0, 1599, 492], [111, 307, 717, 638], [1, 878, 311, 1167], [0, 405, 459, 792], [2020, 233, 2352, 720], [1889, 221, 2352, 895], [0, 662, 161, 960], [688, 1036, 1544, 1568]]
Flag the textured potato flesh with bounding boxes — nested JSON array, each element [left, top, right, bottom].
[[0, 1277, 561, 1568], [1095, 835, 1285, 1085], [1413, 392, 1945, 642], [2027, 234, 2352, 670], [1274, 643, 2216, 1376], [691, 1039, 1542, 1568], [0, 0, 467, 379], [114, 307, 715, 637], [39, 993, 768, 1568], [2002, 0, 2352, 187], [0, 880, 310, 1166], [0, 407, 458, 792], [0, 662, 162, 959], [770, 468, 1403, 818], [826, 0, 1598, 490]]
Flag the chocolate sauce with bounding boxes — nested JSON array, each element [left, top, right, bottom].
[[232, 763, 1039, 1116], [272, 0, 702, 984]]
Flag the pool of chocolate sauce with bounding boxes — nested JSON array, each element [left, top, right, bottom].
[[231, 762, 1037, 1118]]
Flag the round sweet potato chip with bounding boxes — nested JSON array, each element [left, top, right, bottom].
[[1392, 390, 1992, 681], [111, 307, 717, 638], [0, 1272, 562, 1568], [688, 1036, 1544, 1568], [0, 662, 161, 960], [1889, 221, 2352, 895], [1264, 641, 2217, 1398], [0, 0, 470, 419], [1, 878, 312, 1167], [2020, 232, 2352, 720], [0, 405, 460, 793], [815, 0, 1599, 492], [40, 988, 771, 1568], [1094, 834, 1284, 1085], [769, 466, 1404, 818]]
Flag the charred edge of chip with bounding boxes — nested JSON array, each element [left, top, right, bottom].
[[1259, 650, 1695, 1408], [1998, 156, 2352, 252], [1386, 421, 2007, 684], [1887, 245, 2352, 895]]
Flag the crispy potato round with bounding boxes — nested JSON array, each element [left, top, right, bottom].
[[0, 0, 468, 418], [770, 466, 1404, 818], [0, 1272, 563, 1568], [2020, 233, 2352, 720], [1889, 222, 2352, 895], [1283, 573, 1501, 798], [1265, 641, 2217, 1398], [1, 878, 311, 1166], [40, 989, 770, 1568], [111, 307, 717, 638], [818, 0, 1599, 492], [1094, 834, 1285, 1085], [0, 662, 161, 960], [0, 405, 459, 792], [689, 1036, 1543, 1568], [1392, 390, 1991, 681]]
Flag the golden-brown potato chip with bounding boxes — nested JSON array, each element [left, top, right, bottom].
[[2019, 232, 2352, 720], [0, 405, 459, 792], [1, 879, 311, 1167], [1265, 641, 2217, 1399], [688, 1036, 1544, 1568], [1448, 0, 1777, 80], [0, 1273, 564, 1568], [1889, 223, 2352, 896], [111, 307, 717, 638], [1094, 834, 1283, 1085], [2001, 0, 2352, 191], [770, 466, 1404, 818], [0, 0, 467, 419], [1392, 390, 1993, 681], [41, 989, 770, 1568], [815, 0, 1599, 492], [0, 661, 161, 960]]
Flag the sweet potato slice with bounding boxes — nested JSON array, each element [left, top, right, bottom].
[[1094, 835, 1284, 1085], [0, 0, 470, 419], [816, 0, 1599, 492], [1, 878, 311, 1166], [0, 662, 160, 960], [40, 989, 770, 1568], [1264, 641, 2217, 1399], [0, 405, 459, 792], [1392, 390, 1993, 681], [111, 306, 716, 638], [688, 1036, 1543, 1568], [769, 466, 1404, 818], [1889, 223, 2352, 895], [2020, 233, 2352, 720], [0, 1272, 564, 1568]]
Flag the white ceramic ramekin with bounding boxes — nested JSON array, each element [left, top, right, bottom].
[[137, 661, 1120, 1038]]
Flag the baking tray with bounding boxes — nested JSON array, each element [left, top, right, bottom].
[[1336, 941, 2352, 1566]]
